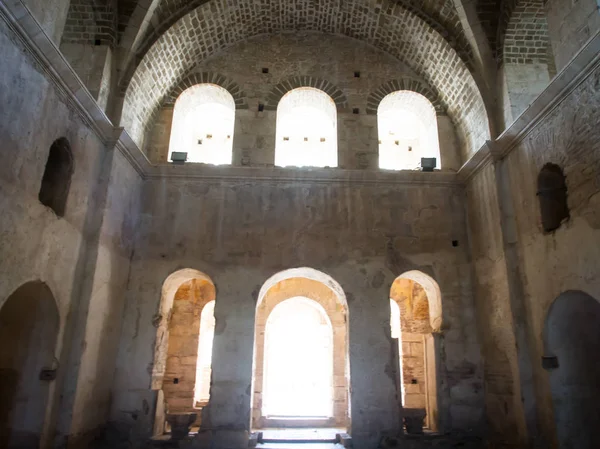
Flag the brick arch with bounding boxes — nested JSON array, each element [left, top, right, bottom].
[[117, 0, 474, 93], [497, 0, 551, 66], [120, 0, 491, 158], [366, 79, 445, 115], [264, 77, 348, 112], [164, 72, 249, 109]]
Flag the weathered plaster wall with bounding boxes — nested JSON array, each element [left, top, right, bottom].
[[0, 12, 142, 449], [501, 61, 600, 448], [465, 164, 528, 447], [21, 0, 70, 43], [545, 0, 600, 71], [465, 56, 600, 448], [145, 33, 462, 171], [111, 174, 483, 448]]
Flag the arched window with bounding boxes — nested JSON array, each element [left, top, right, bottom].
[[537, 163, 569, 233], [39, 137, 73, 217], [275, 87, 337, 168], [378, 91, 440, 171], [168, 84, 235, 165]]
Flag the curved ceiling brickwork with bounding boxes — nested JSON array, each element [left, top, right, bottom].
[[117, 0, 475, 90], [121, 0, 491, 158], [498, 0, 551, 65]]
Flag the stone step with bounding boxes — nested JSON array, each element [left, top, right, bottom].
[[256, 443, 345, 449]]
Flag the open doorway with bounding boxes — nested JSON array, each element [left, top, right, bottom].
[[251, 268, 350, 433], [0, 281, 60, 448], [390, 271, 441, 432], [544, 290, 600, 449], [151, 269, 216, 435]]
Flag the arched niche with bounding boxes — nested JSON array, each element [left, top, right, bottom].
[[543, 290, 600, 449], [537, 163, 569, 233], [390, 270, 442, 432], [0, 281, 59, 449], [39, 137, 73, 217], [252, 268, 350, 430], [152, 269, 216, 434]]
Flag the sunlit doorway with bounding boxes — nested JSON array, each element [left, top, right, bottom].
[[263, 297, 333, 418], [251, 268, 350, 431]]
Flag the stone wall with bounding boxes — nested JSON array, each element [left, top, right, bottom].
[[145, 33, 462, 172], [110, 173, 484, 448], [465, 46, 600, 448], [545, 0, 600, 70], [0, 9, 142, 449]]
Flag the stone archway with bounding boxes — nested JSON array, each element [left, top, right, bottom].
[[251, 268, 350, 430], [0, 281, 60, 448], [390, 271, 442, 431], [544, 290, 600, 449], [152, 269, 216, 435]]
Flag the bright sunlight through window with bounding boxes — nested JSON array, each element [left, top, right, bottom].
[[168, 84, 235, 165], [275, 87, 337, 168], [195, 300, 215, 405], [378, 91, 440, 170], [263, 297, 333, 417]]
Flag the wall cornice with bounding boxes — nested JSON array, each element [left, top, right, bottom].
[[5, 1, 597, 188]]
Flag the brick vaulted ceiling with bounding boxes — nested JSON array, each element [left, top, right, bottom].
[[117, 0, 492, 156]]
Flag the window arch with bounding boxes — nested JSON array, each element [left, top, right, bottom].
[[275, 87, 338, 168], [39, 137, 73, 217], [537, 163, 569, 233], [168, 84, 235, 165], [378, 91, 440, 171]]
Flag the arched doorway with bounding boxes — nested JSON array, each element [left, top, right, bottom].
[[251, 268, 350, 430], [263, 298, 333, 418], [544, 290, 600, 449], [389, 271, 441, 431], [0, 281, 60, 448], [152, 269, 216, 435]]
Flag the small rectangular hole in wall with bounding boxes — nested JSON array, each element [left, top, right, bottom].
[[173, 378, 179, 384], [320, 137, 326, 142], [262, 67, 269, 74], [354, 71, 361, 78], [411, 379, 418, 384], [227, 135, 231, 139], [283, 136, 289, 141], [452, 240, 459, 247], [408, 146, 412, 152], [197, 139, 203, 145], [353, 108, 360, 114], [206, 134, 213, 139], [258, 103, 265, 112], [304, 137, 309, 142], [94, 39, 101, 46], [394, 140, 399, 146]]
